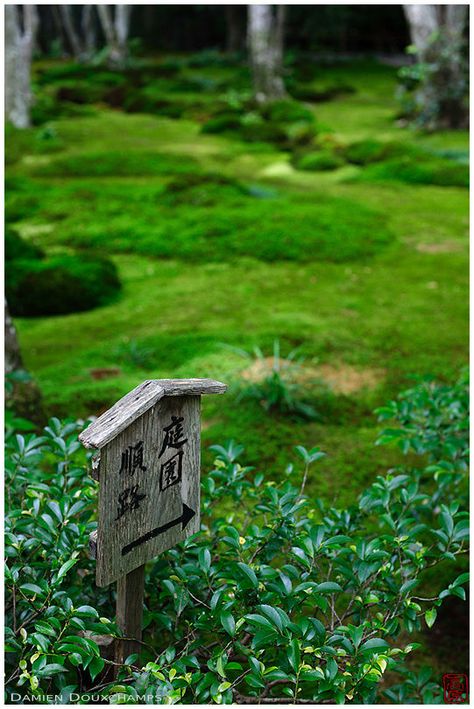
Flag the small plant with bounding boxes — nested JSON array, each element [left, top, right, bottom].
[[230, 340, 318, 420], [114, 338, 155, 369]]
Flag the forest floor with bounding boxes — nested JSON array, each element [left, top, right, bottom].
[[6, 55, 468, 680]]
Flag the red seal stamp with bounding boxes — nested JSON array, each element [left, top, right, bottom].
[[443, 674, 469, 704]]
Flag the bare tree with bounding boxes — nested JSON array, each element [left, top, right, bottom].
[[5, 5, 39, 128], [403, 4, 468, 128], [248, 4, 286, 104], [97, 4, 132, 68]]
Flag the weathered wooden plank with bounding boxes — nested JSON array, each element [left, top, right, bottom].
[[96, 395, 201, 587], [79, 379, 226, 450], [115, 564, 145, 670], [158, 378, 227, 396], [79, 381, 165, 450]]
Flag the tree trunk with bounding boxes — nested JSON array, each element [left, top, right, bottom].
[[5, 300, 45, 426], [225, 6, 245, 54], [404, 5, 438, 56], [97, 4, 131, 68], [59, 5, 82, 60], [403, 4, 468, 129], [114, 5, 131, 64], [248, 4, 286, 104], [5, 300, 23, 375], [5, 5, 39, 128], [81, 4, 97, 59]]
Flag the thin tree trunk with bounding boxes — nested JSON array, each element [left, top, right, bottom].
[[248, 4, 286, 104], [59, 5, 82, 60], [81, 4, 96, 59], [97, 4, 131, 68], [115, 4, 131, 63], [5, 4, 39, 128]]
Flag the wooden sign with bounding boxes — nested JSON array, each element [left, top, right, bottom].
[[79, 379, 226, 587]]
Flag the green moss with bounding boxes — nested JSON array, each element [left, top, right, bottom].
[[27, 178, 393, 262], [7, 59, 468, 508], [359, 155, 469, 188], [261, 99, 315, 125], [291, 81, 356, 103], [295, 150, 344, 172], [33, 150, 200, 178], [5, 226, 44, 261], [6, 254, 121, 317], [343, 139, 406, 165], [201, 113, 242, 134]]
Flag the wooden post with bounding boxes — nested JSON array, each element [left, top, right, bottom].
[[115, 564, 145, 671]]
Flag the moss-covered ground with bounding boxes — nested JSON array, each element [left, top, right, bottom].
[[7, 58, 468, 506]]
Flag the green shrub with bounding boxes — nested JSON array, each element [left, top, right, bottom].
[[5, 373, 468, 704], [5, 227, 44, 262], [295, 150, 344, 172], [6, 254, 121, 316], [33, 150, 200, 178]]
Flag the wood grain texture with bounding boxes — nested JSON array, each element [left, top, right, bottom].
[[79, 378, 226, 450], [96, 396, 201, 586], [79, 381, 165, 450], [115, 564, 145, 670], [157, 378, 227, 396]]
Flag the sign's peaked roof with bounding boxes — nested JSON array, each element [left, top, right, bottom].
[[79, 378, 226, 450]]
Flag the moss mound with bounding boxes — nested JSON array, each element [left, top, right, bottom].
[[295, 151, 344, 172], [343, 139, 406, 166], [162, 173, 247, 206], [201, 99, 317, 148], [33, 150, 200, 178], [291, 81, 356, 103], [6, 254, 121, 317], [359, 155, 469, 188], [71, 192, 392, 262], [5, 227, 44, 262]]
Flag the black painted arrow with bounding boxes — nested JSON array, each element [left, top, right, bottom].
[[121, 503, 196, 556]]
